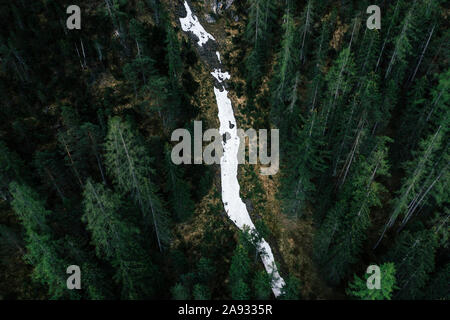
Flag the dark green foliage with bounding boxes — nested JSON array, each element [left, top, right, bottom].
[[229, 236, 252, 300], [253, 270, 272, 300], [231, 279, 250, 300], [9, 182, 111, 299], [315, 138, 390, 285], [82, 180, 160, 299], [229, 243, 251, 290], [347, 263, 397, 300], [245, 0, 277, 91], [423, 263, 450, 300], [164, 145, 194, 221], [193, 284, 211, 300], [105, 117, 171, 251], [171, 282, 190, 300], [0, 141, 24, 200], [385, 230, 438, 300], [9, 182, 68, 299], [0, 0, 448, 301], [280, 275, 301, 300]]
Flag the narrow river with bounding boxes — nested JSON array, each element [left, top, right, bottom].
[[179, 1, 285, 297]]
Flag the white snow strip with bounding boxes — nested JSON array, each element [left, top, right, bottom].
[[180, 0, 285, 297], [216, 51, 221, 63], [179, 1, 215, 47], [214, 87, 285, 297], [211, 69, 231, 83]]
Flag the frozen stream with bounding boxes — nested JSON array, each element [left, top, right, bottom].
[[179, 1, 285, 296]]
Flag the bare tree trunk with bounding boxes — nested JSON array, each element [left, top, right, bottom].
[[288, 73, 299, 113], [409, 25, 435, 86], [87, 131, 107, 185], [337, 116, 365, 188], [44, 167, 65, 202], [75, 43, 84, 69], [374, 126, 442, 249], [60, 135, 84, 187], [135, 39, 147, 85], [375, 0, 400, 71], [399, 165, 447, 230], [357, 163, 379, 217], [300, 0, 312, 63], [80, 39, 87, 68], [118, 128, 163, 252], [426, 89, 443, 121]]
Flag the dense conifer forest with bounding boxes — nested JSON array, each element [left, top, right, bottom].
[[0, 0, 448, 300]]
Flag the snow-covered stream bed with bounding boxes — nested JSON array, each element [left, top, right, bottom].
[[179, 0, 285, 297]]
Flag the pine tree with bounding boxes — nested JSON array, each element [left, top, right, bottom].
[[375, 116, 449, 248], [270, 3, 301, 126], [57, 106, 86, 187], [385, 230, 437, 300], [298, 0, 315, 64], [320, 47, 356, 139], [397, 69, 449, 163], [82, 179, 160, 299], [104, 116, 170, 251], [165, 20, 183, 93], [229, 242, 251, 299], [281, 115, 327, 218], [80, 122, 107, 184], [33, 150, 69, 202], [278, 15, 331, 219], [9, 182, 78, 299], [245, 0, 277, 91], [57, 106, 107, 186], [384, 1, 417, 80], [164, 15, 185, 129], [315, 138, 390, 284], [164, 144, 194, 221], [253, 270, 272, 300]]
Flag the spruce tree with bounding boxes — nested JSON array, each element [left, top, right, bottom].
[[229, 242, 251, 300], [245, 0, 277, 91], [104, 116, 170, 251], [253, 270, 272, 300], [9, 182, 77, 299], [82, 179, 160, 299], [164, 144, 194, 221], [315, 138, 390, 284], [385, 230, 438, 300]]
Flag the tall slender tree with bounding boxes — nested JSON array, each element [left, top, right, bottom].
[[104, 117, 170, 251], [82, 180, 160, 299]]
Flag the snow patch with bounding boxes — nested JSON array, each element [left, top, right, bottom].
[[179, 1, 215, 47], [211, 69, 231, 83], [216, 51, 221, 63]]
